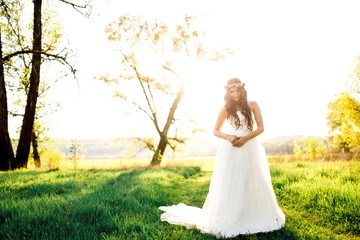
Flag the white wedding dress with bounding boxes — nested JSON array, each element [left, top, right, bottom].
[[159, 111, 285, 238]]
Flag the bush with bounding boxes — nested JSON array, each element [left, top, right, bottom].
[[39, 140, 67, 169], [293, 137, 328, 160]]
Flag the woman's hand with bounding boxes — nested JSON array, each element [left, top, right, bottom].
[[232, 136, 248, 148], [226, 135, 246, 148], [226, 135, 238, 144]]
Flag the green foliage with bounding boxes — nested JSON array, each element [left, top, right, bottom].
[[2, 0, 66, 103], [327, 92, 360, 153], [303, 136, 328, 160], [1, 0, 72, 164], [38, 140, 66, 169], [293, 137, 328, 160], [154, 149, 163, 163], [1, 162, 359, 239], [327, 54, 360, 154], [293, 140, 303, 160], [69, 140, 86, 170], [17, 138, 66, 170]]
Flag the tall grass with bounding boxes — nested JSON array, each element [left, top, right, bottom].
[[27, 157, 216, 172], [271, 161, 360, 239], [0, 160, 359, 239]]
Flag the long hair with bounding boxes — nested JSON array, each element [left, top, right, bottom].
[[224, 78, 253, 130]]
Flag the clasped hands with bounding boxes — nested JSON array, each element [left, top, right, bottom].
[[228, 135, 247, 148]]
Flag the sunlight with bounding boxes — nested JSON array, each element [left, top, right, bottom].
[[43, 0, 360, 140]]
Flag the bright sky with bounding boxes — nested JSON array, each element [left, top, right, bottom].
[[39, 0, 360, 140]]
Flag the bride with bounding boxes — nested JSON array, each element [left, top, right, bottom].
[[159, 78, 285, 238]]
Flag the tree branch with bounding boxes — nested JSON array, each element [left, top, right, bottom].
[[134, 137, 156, 152], [145, 76, 159, 127], [42, 52, 76, 75], [2, 50, 31, 63], [167, 137, 185, 151], [129, 100, 154, 121], [123, 54, 162, 135], [161, 66, 185, 136], [9, 111, 24, 117], [168, 137, 185, 143], [58, 0, 91, 17], [146, 77, 156, 112], [1, 0, 22, 45], [162, 64, 184, 84], [2, 49, 76, 75]]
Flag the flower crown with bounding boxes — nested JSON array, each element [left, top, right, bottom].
[[224, 82, 245, 89]]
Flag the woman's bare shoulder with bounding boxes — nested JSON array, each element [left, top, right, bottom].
[[219, 105, 229, 114], [248, 101, 260, 112]]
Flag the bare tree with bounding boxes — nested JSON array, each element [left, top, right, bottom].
[[102, 15, 230, 165]]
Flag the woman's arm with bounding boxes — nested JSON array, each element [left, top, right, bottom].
[[233, 101, 264, 147], [213, 106, 237, 143]]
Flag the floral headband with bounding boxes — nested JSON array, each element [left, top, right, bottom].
[[224, 82, 245, 89]]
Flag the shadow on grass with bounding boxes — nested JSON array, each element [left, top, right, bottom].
[[1, 167, 296, 240], [229, 226, 296, 240]]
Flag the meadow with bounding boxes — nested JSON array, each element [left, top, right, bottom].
[[0, 159, 359, 239]]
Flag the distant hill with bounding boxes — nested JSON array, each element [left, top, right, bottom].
[[54, 135, 326, 159], [56, 139, 127, 159], [55, 138, 220, 159], [261, 135, 305, 154]]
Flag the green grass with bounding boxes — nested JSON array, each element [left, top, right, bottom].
[[0, 161, 359, 239]]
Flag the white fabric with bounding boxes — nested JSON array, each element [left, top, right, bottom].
[[159, 112, 285, 238]]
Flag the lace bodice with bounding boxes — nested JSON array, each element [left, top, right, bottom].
[[228, 111, 253, 136]]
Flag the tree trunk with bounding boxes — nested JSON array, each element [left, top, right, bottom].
[[32, 131, 40, 168], [14, 0, 42, 169], [150, 82, 184, 166], [0, 26, 14, 171], [151, 135, 168, 166]]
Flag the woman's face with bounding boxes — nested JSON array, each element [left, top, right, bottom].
[[229, 87, 241, 101]]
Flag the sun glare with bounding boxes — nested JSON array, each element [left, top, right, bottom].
[[43, 0, 360, 140]]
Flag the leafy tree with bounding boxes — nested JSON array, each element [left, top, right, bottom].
[[102, 15, 229, 166], [293, 140, 303, 160], [14, 0, 44, 168], [327, 92, 360, 153], [327, 134, 350, 153], [0, 0, 90, 170], [327, 54, 360, 154], [0, 0, 22, 170], [8, 1, 64, 168]]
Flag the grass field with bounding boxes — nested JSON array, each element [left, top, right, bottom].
[[1, 159, 360, 239]]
